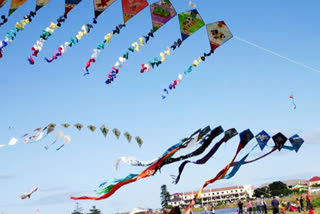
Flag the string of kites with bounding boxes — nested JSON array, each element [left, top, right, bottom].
[[1, 123, 144, 150], [0, 0, 232, 99], [69, 125, 305, 209]]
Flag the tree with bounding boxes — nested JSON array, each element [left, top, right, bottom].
[[268, 181, 292, 196], [160, 184, 171, 209], [88, 206, 101, 214]]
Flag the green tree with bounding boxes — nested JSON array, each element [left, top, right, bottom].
[[268, 181, 292, 196], [88, 206, 101, 214], [160, 184, 171, 209]]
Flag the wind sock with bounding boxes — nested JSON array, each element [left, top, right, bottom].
[[161, 21, 233, 99], [28, 0, 83, 64], [104, 0, 177, 83], [45, 0, 118, 64]]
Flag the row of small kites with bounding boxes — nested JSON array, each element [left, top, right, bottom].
[[65, 125, 305, 211], [0, 0, 232, 99], [1, 123, 144, 150]]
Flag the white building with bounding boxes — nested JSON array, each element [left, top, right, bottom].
[[169, 185, 254, 207]]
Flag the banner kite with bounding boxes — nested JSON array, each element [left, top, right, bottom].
[[0, 0, 52, 58], [0, 123, 143, 149], [0, 0, 27, 27], [161, 21, 233, 99], [45, 0, 119, 63], [83, 0, 151, 74], [28, 0, 83, 64]]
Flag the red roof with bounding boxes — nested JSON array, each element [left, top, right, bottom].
[[309, 176, 320, 182]]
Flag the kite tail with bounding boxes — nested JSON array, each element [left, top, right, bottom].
[[0, 12, 35, 58], [28, 14, 66, 64], [105, 29, 153, 84], [0, 15, 8, 27], [161, 49, 214, 99], [173, 137, 225, 184], [83, 24, 126, 75], [186, 130, 253, 211], [141, 38, 182, 75], [56, 144, 64, 151], [46, 23, 95, 64]]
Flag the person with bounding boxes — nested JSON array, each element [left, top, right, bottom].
[[247, 200, 253, 214], [306, 192, 311, 211], [161, 208, 167, 214], [296, 198, 301, 213], [147, 209, 153, 214], [256, 198, 261, 213], [238, 200, 244, 214], [168, 206, 181, 214], [300, 196, 304, 211], [308, 204, 314, 214], [204, 206, 208, 214], [281, 203, 286, 214], [262, 198, 267, 214], [271, 196, 279, 214], [210, 204, 215, 214]]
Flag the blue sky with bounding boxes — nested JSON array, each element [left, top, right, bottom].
[[0, 0, 320, 213]]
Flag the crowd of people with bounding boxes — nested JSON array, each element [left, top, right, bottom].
[[236, 192, 314, 214]]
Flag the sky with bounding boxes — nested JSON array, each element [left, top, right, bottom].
[[0, 0, 320, 213]]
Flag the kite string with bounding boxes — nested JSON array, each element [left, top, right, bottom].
[[234, 36, 320, 74]]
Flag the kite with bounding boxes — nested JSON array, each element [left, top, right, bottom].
[[45, 0, 119, 63], [161, 21, 233, 99], [21, 187, 38, 199], [138, 9, 205, 76], [28, 0, 83, 64], [184, 130, 304, 211], [1, 123, 143, 149], [172, 128, 238, 184], [0, 0, 51, 58], [56, 135, 71, 151], [103, 0, 177, 82], [289, 93, 296, 109], [70, 126, 211, 200], [114, 156, 157, 171], [85, 0, 176, 75], [188, 0, 196, 8], [0, 0, 27, 27]]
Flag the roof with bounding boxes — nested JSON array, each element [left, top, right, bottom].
[[179, 186, 245, 196], [309, 176, 320, 182]]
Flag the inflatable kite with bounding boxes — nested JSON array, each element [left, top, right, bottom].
[[21, 187, 38, 199]]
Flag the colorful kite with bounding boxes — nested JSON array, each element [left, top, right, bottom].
[[114, 156, 157, 171], [85, 0, 176, 74], [161, 21, 233, 99], [21, 187, 38, 199], [70, 126, 211, 200], [45, 0, 119, 63], [28, 0, 83, 64], [289, 93, 296, 109], [0, 0, 51, 58]]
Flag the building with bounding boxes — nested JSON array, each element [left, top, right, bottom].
[[309, 176, 320, 186], [168, 185, 254, 207]]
